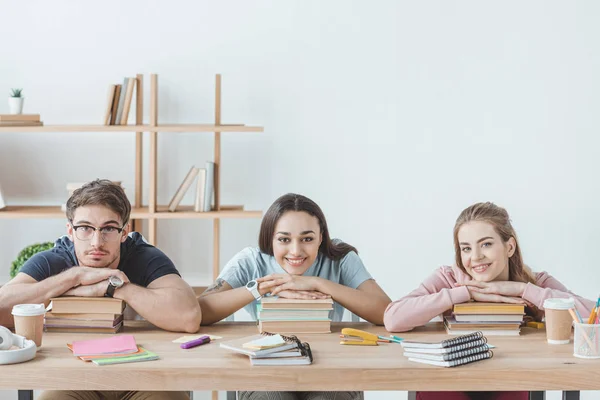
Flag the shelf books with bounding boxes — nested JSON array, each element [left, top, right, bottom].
[[401, 331, 493, 367], [0, 114, 43, 126], [104, 78, 136, 125], [46, 297, 126, 333], [168, 162, 215, 212], [257, 297, 333, 334], [220, 332, 313, 366], [447, 302, 525, 336]]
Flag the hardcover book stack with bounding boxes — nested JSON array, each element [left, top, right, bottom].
[[0, 114, 43, 127], [444, 302, 525, 336], [220, 332, 313, 366], [257, 297, 333, 334], [401, 331, 493, 367], [45, 297, 126, 333]]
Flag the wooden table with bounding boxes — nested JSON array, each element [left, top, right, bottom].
[[3, 322, 598, 398]]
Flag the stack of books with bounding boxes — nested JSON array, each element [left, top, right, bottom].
[[220, 332, 313, 366], [401, 331, 493, 367], [68, 334, 158, 365], [45, 297, 126, 333], [444, 302, 525, 336], [0, 114, 43, 126], [257, 297, 333, 334]]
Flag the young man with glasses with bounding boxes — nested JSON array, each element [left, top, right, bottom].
[[0, 180, 199, 399], [0, 179, 201, 333]]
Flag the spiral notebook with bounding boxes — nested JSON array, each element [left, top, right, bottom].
[[404, 343, 491, 362], [401, 331, 485, 350], [221, 332, 313, 365], [401, 331, 493, 367], [408, 349, 493, 367]]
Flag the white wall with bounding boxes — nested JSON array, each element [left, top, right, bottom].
[[1, 1, 599, 399]]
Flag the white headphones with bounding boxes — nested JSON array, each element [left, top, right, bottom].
[[0, 326, 37, 365]]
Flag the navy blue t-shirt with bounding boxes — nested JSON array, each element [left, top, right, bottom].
[[19, 232, 180, 287]]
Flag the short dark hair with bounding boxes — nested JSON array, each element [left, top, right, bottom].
[[66, 179, 131, 225], [258, 193, 357, 261]]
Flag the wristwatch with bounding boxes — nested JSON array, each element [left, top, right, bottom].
[[245, 279, 262, 301], [105, 275, 124, 298]]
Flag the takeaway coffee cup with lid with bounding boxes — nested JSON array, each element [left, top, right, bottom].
[[543, 298, 575, 344], [11, 304, 46, 348]]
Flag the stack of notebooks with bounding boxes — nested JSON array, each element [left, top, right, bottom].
[[68, 334, 158, 365], [45, 297, 126, 333], [220, 332, 313, 366], [401, 331, 493, 367], [257, 297, 333, 333], [444, 302, 525, 336], [0, 114, 43, 126]]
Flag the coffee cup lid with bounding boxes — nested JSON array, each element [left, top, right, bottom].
[[543, 297, 575, 310], [11, 303, 46, 317]]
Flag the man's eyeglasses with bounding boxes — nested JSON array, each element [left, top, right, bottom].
[[71, 223, 125, 242]]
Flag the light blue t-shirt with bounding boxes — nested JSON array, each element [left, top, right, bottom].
[[217, 243, 373, 321]]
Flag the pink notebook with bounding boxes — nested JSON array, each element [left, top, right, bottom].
[[72, 334, 138, 356]]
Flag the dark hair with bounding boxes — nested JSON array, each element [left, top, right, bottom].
[[66, 179, 131, 225], [259, 193, 357, 261]]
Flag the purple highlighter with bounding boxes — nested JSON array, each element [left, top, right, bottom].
[[180, 335, 211, 349]]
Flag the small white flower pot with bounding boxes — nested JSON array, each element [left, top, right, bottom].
[[8, 97, 24, 114]]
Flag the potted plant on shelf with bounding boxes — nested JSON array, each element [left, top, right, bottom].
[[10, 242, 54, 279], [8, 88, 24, 114]]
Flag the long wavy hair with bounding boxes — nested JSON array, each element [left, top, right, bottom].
[[259, 193, 357, 260], [453, 202, 536, 284]]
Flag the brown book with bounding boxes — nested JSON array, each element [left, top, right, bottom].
[[110, 84, 122, 125], [453, 302, 525, 315], [120, 77, 136, 125], [44, 321, 123, 334], [45, 314, 123, 328], [45, 312, 121, 321], [49, 297, 126, 314], [260, 297, 334, 310], [444, 316, 521, 330], [0, 114, 40, 122], [0, 121, 44, 126], [259, 320, 331, 334], [103, 84, 117, 125]]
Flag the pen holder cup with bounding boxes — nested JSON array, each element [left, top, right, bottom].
[[573, 322, 600, 359]]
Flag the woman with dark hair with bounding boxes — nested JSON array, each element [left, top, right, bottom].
[[198, 193, 390, 326], [197, 193, 390, 400]]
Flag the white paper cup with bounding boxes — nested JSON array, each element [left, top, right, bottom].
[[543, 298, 575, 344], [12, 304, 46, 348]]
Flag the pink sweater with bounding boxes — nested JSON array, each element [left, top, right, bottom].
[[384, 265, 596, 333]]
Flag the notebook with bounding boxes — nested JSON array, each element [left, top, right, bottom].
[[247, 335, 313, 366], [71, 334, 137, 356], [403, 343, 491, 362], [401, 331, 485, 350], [91, 348, 159, 365], [220, 332, 299, 357], [250, 347, 312, 366], [251, 349, 303, 359], [408, 349, 493, 367]]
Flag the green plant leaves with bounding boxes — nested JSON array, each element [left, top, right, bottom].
[[10, 242, 54, 279]]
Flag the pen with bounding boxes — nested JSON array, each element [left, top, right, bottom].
[[574, 308, 584, 323], [180, 335, 211, 349]]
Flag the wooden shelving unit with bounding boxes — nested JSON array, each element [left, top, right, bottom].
[[0, 73, 264, 284]]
